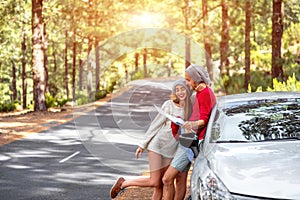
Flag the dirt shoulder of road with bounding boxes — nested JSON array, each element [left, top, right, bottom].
[[0, 88, 125, 146], [0, 97, 107, 146], [0, 106, 73, 146]]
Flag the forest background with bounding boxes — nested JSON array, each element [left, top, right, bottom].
[[0, 0, 300, 112]]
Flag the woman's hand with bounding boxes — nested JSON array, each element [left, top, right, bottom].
[[183, 121, 194, 132], [182, 120, 203, 132], [135, 147, 144, 159]]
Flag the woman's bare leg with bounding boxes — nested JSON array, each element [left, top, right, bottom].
[[120, 151, 171, 200], [162, 166, 179, 200], [174, 171, 188, 200]]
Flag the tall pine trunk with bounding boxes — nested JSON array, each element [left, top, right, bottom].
[[44, 23, 49, 93], [21, 28, 27, 109], [87, 0, 93, 99], [64, 28, 69, 99], [52, 51, 58, 95], [11, 60, 17, 101], [244, 0, 251, 91], [87, 38, 93, 99], [72, 30, 77, 102], [143, 48, 147, 77], [202, 0, 213, 83], [184, 0, 191, 68], [134, 53, 139, 72], [79, 58, 83, 91], [32, 0, 46, 111], [220, 0, 229, 78], [95, 38, 100, 91], [185, 37, 191, 68], [272, 0, 284, 81]]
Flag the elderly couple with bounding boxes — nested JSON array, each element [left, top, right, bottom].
[[110, 64, 216, 200]]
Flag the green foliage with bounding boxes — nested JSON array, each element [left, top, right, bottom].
[[45, 93, 56, 109], [266, 74, 300, 92], [0, 101, 17, 112], [131, 70, 145, 81], [283, 23, 300, 46], [222, 74, 245, 94], [45, 93, 70, 108], [107, 84, 115, 94], [251, 50, 272, 71], [56, 98, 70, 107], [95, 90, 107, 100], [284, 1, 300, 27], [247, 74, 300, 93], [76, 94, 89, 106], [225, 70, 273, 94], [27, 103, 34, 110]]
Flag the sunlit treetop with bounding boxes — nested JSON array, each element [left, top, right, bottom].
[[127, 12, 165, 28]]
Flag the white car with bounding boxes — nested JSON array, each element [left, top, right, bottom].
[[187, 92, 300, 200]]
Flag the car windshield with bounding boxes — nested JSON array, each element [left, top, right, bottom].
[[211, 98, 300, 142]]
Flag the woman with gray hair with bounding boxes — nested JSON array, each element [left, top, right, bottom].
[[185, 64, 211, 86], [163, 64, 216, 200]]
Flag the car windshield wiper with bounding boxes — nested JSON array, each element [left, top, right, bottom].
[[256, 136, 300, 142], [215, 140, 250, 143]]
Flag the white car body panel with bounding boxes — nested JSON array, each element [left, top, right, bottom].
[[204, 142, 300, 199]]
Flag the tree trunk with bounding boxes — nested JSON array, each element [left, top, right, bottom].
[[184, 0, 191, 68], [134, 52, 139, 72], [95, 38, 100, 91], [11, 60, 17, 101], [185, 37, 191, 68], [64, 28, 69, 99], [79, 58, 83, 91], [167, 58, 172, 77], [72, 28, 76, 102], [202, 0, 213, 82], [272, 0, 284, 81], [87, 0, 93, 99], [220, 0, 230, 78], [94, 9, 100, 92], [52, 51, 58, 96], [44, 23, 49, 93], [32, 0, 46, 111], [87, 37, 93, 99], [244, 0, 251, 91], [143, 48, 147, 77], [124, 64, 128, 82], [21, 29, 27, 109]]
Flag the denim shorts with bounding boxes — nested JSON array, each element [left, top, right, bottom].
[[170, 145, 191, 172]]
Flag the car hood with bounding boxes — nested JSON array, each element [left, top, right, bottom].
[[205, 141, 300, 199]]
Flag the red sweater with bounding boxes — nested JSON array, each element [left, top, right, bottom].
[[189, 87, 216, 139]]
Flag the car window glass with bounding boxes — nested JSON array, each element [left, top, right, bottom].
[[212, 98, 300, 142]]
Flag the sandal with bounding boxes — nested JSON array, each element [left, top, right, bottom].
[[110, 177, 125, 199]]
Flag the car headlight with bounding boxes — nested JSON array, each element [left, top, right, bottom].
[[191, 163, 235, 200]]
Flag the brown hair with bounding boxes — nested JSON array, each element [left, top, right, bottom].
[[171, 92, 192, 121]]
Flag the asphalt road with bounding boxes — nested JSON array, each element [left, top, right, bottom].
[[0, 79, 175, 200]]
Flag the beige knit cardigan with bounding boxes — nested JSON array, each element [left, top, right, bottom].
[[139, 100, 185, 158]]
